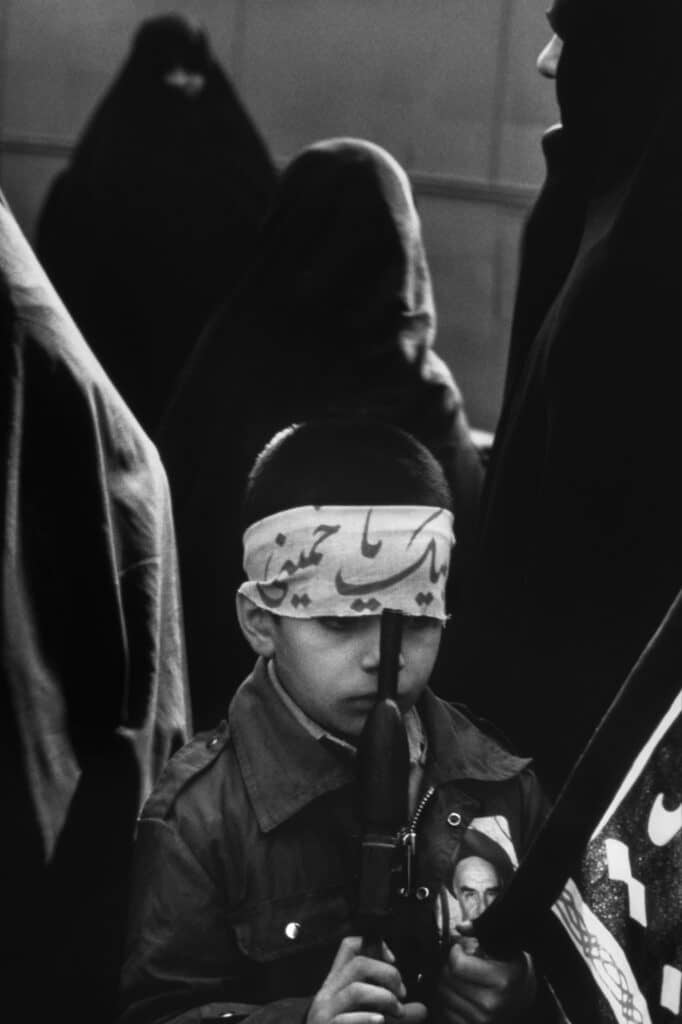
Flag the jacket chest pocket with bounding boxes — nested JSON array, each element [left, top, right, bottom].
[[233, 887, 353, 999]]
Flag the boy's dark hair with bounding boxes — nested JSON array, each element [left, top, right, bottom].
[[242, 419, 452, 529]]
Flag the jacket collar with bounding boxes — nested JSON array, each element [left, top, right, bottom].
[[229, 658, 530, 833], [418, 688, 530, 787]]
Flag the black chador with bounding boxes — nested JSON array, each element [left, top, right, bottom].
[[446, 0, 682, 795], [37, 14, 277, 431]]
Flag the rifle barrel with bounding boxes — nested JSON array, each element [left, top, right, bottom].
[[355, 609, 409, 952]]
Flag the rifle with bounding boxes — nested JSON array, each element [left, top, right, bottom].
[[355, 608, 410, 958], [203, 610, 409, 1023]]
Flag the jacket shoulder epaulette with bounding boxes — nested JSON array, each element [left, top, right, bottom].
[[141, 719, 231, 821]]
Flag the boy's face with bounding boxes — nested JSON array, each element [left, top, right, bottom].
[[272, 614, 442, 742]]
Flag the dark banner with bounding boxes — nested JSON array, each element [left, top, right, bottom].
[[547, 691, 681, 1022], [474, 593, 682, 1022]]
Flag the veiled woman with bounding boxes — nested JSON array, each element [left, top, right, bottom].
[[1, 191, 189, 1023], [37, 13, 277, 431], [447, 0, 682, 795], [160, 137, 483, 728]]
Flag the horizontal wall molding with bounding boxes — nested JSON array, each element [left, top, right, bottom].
[[1, 132, 74, 158], [410, 170, 536, 209], [0, 131, 538, 210]]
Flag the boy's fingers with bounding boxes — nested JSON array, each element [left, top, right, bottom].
[[340, 957, 406, 998], [327, 939, 402, 989], [443, 981, 499, 1019], [400, 1001, 429, 1023], [330, 935, 365, 970], [337, 981, 403, 1018], [334, 1015, 385, 1024], [381, 941, 397, 964], [437, 983, 487, 1024], [452, 933, 480, 956], [447, 944, 515, 989], [442, 948, 530, 1021]]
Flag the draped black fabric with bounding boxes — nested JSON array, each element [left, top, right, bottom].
[[159, 137, 483, 730], [445, 1, 682, 796], [474, 591, 682, 1022], [0, 193, 190, 1023], [36, 13, 277, 432]]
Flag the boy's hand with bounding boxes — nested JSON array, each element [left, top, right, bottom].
[[307, 935, 428, 1024], [436, 935, 535, 1024]]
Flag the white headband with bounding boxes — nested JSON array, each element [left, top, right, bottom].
[[239, 505, 454, 621]]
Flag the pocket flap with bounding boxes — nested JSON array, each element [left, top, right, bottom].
[[234, 887, 351, 962]]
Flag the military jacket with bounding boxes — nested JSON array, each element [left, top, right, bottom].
[[119, 659, 546, 1024]]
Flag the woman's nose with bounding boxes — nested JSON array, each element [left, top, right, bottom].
[[537, 33, 563, 79]]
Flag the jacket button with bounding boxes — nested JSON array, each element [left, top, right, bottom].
[[447, 811, 462, 827], [416, 886, 430, 901], [285, 921, 301, 940]]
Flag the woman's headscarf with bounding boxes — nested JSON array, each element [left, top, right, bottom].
[[548, 0, 682, 189], [224, 137, 434, 349], [160, 137, 482, 728]]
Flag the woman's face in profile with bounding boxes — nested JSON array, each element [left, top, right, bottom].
[[535, 4, 612, 146]]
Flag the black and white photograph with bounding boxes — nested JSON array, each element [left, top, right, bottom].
[[1, 2, 680, 1022]]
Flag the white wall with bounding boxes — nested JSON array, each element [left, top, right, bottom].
[[0, 0, 557, 429]]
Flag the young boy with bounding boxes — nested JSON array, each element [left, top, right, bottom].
[[119, 420, 547, 1024]]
